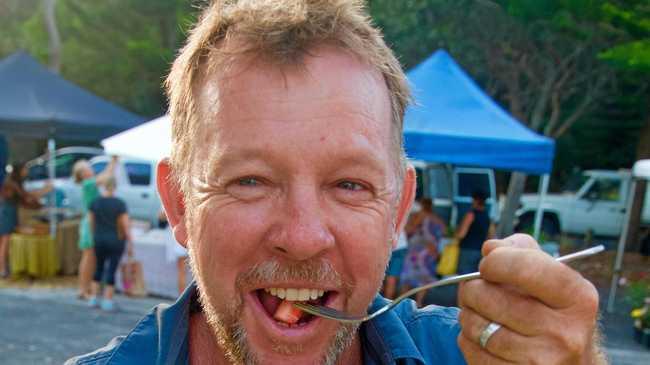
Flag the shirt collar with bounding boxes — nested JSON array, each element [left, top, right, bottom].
[[114, 282, 194, 365]]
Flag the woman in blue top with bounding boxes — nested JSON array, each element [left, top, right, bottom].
[[72, 156, 118, 299]]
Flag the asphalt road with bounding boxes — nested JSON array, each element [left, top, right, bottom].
[[1, 286, 650, 364], [0, 287, 170, 364]]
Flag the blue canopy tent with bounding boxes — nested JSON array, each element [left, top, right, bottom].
[[0, 51, 145, 234], [403, 50, 555, 238]]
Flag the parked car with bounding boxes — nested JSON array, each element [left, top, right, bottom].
[[89, 155, 161, 225], [25, 148, 161, 225], [411, 161, 498, 227], [25, 146, 104, 181], [24, 146, 104, 216], [516, 169, 650, 237]]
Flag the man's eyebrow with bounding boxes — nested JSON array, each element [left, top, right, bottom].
[[203, 145, 390, 178], [329, 152, 387, 173], [205, 147, 268, 174]]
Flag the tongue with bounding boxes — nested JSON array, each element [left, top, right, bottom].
[[259, 290, 282, 315]]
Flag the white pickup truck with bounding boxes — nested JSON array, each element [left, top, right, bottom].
[[516, 169, 650, 237]]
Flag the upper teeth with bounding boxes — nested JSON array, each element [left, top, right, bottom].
[[265, 288, 325, 301]]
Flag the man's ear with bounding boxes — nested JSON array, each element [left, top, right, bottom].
[[157, 158, 189, 248], [393, 165, 416, 247]]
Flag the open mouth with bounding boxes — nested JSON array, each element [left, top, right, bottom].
[[255, 288, 334, 328]]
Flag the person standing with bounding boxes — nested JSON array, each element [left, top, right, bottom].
[[72, 156, 118, 299], [455, 190, 495, 274], [400, 198, 446, 306], [0, 163, 52, 278], [88, 177, 132, 311]]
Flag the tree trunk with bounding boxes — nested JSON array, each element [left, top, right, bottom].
[[497, 172, 528, 238], [625, 110, 650, 252], [43, 0, 61, 74]]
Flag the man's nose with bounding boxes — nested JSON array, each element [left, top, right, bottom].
[[266, 184, 335, 261]]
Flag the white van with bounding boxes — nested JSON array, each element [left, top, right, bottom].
[[25, 150, 161, 225], [410, 161, 498, 227]]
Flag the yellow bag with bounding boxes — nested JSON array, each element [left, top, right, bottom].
[[436, 239, 460, 276]]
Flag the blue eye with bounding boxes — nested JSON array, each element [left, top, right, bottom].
[[338, 181, 364, 191], [238, 177, 260, 186]]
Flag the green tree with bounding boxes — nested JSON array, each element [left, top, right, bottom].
[[599, 0, 650, 250], [372, 0, 618, 235], [0, 0, 200, 118]]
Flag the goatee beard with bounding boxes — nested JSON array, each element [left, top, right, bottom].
[[190, 253, 360, 364]]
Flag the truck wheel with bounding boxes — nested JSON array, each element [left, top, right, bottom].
[[514, 214, 534, 234], [515, 214, 560, 241], [541, 216, 560, 240]]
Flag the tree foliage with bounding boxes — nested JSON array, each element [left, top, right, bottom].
[[0, 0, 200, 118], [1, 0, 647, 193]]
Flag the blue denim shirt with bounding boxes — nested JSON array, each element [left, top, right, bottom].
[[66, 282, 466, 365]]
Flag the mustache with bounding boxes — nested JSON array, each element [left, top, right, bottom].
[[236, 259, 351, 294]]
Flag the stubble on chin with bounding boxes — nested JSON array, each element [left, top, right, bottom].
[[188, 248, 363, 365]]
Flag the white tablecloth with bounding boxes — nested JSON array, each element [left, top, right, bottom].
[[115, 228, 192, 299]]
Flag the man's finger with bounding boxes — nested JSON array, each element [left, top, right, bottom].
[[481, 233, 539, 257], [457, 332, 515, 365], [479, 246, 591, 309], [459, 307, 533, 362], [458, 278, 557, 336]]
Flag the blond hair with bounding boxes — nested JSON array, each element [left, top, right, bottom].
[[72, 159, 90, 184], [104, 176, 117, 191], [165, 0, 410, 195]]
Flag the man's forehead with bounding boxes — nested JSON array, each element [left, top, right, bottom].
[[194, 46, 392, 124]]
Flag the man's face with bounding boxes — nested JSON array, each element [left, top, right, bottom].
[[184, 47, 408, 364]]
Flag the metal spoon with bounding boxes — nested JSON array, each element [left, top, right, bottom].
[[293, 245, 605, 324]]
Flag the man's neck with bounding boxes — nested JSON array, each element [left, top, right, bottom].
[[189, 312, 227, 365], [188, 312, 364, 364]]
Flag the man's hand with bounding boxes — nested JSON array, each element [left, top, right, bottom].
[[457, 234, 603, 364]]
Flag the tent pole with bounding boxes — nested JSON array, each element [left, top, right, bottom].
[[533, 174, 550, 241], [607, 179, 637, 313], [48, 138, 56, 238]]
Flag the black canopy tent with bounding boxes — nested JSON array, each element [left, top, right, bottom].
[[0, 51, 145, 234], [0, 51, 144, 140]]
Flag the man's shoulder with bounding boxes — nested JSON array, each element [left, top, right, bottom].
[[392, 299, 461, 340], [366, 296, 465, 364], [64, 336, 125, 365], [397, 301, 465, 364], [65, 305, 165, 365]]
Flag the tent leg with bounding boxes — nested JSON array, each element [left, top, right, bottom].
[[48, 138, 57, 238], [533, 174, 550, 242], [607, 179, 637, 313]]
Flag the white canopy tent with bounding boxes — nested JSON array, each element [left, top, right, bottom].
[[103, 112, 553, 241], [607, 159, 650, 312], [101, 114, 171, 161]]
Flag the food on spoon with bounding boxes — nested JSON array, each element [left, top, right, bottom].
[[273, 300, 304, 324]]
